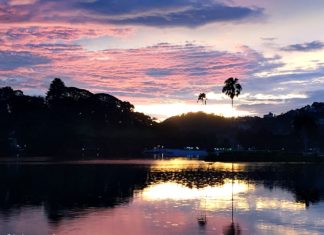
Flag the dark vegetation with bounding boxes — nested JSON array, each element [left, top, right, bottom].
[[1, 78, 324, 158], [159, 106, 324, 154], [0, 78, 155, 157]]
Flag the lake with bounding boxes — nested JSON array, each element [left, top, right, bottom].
[[0, 158, 324, 235]]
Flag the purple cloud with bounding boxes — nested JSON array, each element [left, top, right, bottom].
[[0, 0, 263, 27], [0, 51, 50, 70], [281, 41, 324, 52]]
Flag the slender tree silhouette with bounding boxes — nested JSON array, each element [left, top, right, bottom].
[[197, 93, 207, 105], [222, 78, 242, 108]]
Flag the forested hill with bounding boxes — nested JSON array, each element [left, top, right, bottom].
[[159, 103, 324, 151], [1, 78, 324, 157], [0, 78, 155, 156]]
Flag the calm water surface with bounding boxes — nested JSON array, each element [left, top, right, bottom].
[[0, 158, 324, 235]]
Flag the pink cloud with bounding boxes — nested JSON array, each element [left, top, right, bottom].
[[8, 0, 38, 6], [0, 41, 279, 105], [0, 25, 133, 48]]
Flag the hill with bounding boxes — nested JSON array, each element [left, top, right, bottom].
[[159, 103, 324, 152], [1, 78, 323, 157], [0, 79, 155, 157]]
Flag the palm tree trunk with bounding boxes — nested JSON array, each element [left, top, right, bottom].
[[231, 98, 233, 108]]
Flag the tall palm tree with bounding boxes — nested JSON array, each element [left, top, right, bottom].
[[222, 78, 242, 108], [197, 93, 207, 105]]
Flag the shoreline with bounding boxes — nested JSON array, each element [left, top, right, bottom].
[[204, 151, 324, 162], [0, 154, 323, 164]]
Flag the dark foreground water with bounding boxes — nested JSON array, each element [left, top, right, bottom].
[[0, 159, 324, 235]]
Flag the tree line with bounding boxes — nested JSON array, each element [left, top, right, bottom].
[[0, 78, 323, 157], [0, 78, 155, 156]]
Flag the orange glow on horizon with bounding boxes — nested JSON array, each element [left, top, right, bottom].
[[135, 103, 252, 120]]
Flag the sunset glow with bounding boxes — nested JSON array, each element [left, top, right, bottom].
[[1, 0, 324, 119], [135, 103, 251, 120]]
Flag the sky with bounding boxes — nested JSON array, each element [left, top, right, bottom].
[[1, 0, 324, 120]]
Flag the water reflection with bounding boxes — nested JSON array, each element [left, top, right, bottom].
[[151, 158, 247, 172], [0, 159, 324, 234], [0, 163, 150, 222], [223, 222, 241, 235], [141, 180, 250, 204]]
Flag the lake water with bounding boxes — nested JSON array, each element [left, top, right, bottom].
[[0, 158, 324, 235]]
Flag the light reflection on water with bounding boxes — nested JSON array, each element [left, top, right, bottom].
[[141, 180, 250, 202], [150, 158, 248, 172], [0, 159, 324, 235]]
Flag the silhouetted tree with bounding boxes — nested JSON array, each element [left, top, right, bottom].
[[222, 77, 242, 108], [46, 78, 66, 102], [197, 93, 207, 105]]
